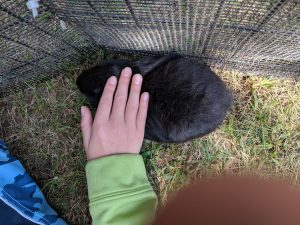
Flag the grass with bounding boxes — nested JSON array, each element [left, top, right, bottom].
[[0, 57, 299, 224]]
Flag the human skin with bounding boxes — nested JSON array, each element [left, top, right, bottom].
[[80, 67, 149, 161]]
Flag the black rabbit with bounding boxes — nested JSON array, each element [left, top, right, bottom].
[[77, 54, 232, 143]]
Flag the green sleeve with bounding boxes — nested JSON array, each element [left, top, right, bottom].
[[86, 154, 158, 225]]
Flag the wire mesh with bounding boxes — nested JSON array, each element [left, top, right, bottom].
[[0, 0, 99, 97], [0, 0, 299, 97]]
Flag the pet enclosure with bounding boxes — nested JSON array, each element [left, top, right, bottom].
[[0, 0, 299, 97]]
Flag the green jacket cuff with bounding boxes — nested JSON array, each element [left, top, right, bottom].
[[86, 154, 153, 203]]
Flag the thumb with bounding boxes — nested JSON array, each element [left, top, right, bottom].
[[80, 106, 92, 150]]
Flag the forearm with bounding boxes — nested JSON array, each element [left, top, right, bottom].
[[86, 154, 157, 225]]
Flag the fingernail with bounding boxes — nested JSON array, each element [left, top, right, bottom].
[[108, 76, 117, 85], [134, 74, 142, 85], [143, 92, 149, 101], [123, 67, 132, 77], [81, 106, 85, 116]]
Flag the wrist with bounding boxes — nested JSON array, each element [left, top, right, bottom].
[[86, 151, 139, 161]]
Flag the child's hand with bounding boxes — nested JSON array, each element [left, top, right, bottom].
[[80, 67, 149, 161]]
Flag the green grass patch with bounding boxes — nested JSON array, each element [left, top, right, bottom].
[[0, 63, 299, 224]]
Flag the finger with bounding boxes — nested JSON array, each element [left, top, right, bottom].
[[136, 92, 149, 132], [94, 76, 117, 123], [125, 74, 143, 124], [80, 106, 93, 150], [111, 67, 132, 120]]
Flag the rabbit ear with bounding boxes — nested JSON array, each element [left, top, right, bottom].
[[133, 53, 182, 76]]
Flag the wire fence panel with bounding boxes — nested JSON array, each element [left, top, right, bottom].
[[0, 0, 299, 97], [0, 0, 99, 96]]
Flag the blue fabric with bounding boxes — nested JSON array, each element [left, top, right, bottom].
[[0, 199, 38, 225], [0, 140, 67, 225]]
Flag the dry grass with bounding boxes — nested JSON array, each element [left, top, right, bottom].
[[0, 59, 299, 224], [143, 71, 300, 203]]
